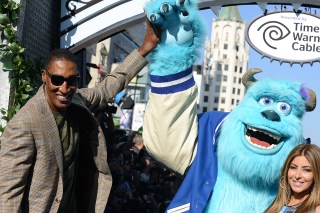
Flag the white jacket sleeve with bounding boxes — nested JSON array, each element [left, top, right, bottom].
[[143, 73, 199, 175]]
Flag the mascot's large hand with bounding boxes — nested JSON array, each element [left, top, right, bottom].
[[144, 0, 205, 76]]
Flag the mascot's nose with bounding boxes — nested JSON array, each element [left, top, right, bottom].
[[261, 110, 281, 122]]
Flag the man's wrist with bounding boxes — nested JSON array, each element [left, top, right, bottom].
[[138, 46, 150, 57]]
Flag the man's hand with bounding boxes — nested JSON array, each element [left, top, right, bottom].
[[138, 19, 161, 57]]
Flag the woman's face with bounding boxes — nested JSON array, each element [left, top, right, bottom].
[[288, 155, 314, 197]]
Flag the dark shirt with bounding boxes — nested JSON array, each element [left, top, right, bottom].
[[53, 110, 79, 213]]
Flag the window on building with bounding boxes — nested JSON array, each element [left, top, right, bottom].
[[193, 64, 202, 74], [232, 99, 235, 105], [237, 89, 241, 95], [223, 54, 227, 59], [215, 85, 220, 92], [223, 75, 228, 82], [214, 97, 219, 103], [220, 108, 225, 111], [235, 66, 237, 72], [224, 64, 229, 71], [240, 67, 243, 73], [216, 74, 221, 81], [224, 44, 228, 49], [206, 63, 212, 71], [222, 86, 226, 93], [236, 55, 238, 60], [236, 45, 239, 51], [204, 96, 209, 102], [203, 107, 207, 112], [237, 100, 240, 104], [232, 88, 235, 94], [214, 107, 218, 111], [233, 77, 237, 83], [205, 84, 210, 91], [221, 97, 225, 104], [100, 44, 108, 66], [217, 63, 222, 71], [238, 78, 241, 84]]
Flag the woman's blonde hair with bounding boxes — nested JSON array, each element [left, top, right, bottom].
[[264, 144, 320, 213]]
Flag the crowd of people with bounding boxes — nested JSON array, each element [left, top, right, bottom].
[[102, 127, 183, 213]]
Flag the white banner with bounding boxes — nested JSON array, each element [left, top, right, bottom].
[[131, 103, 146, 131], [246, 11, 320, 65]]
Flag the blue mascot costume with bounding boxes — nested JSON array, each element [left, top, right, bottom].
[[142, 0, 317, 212]]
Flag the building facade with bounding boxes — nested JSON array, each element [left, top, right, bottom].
[[85, 23, 150, 131], [199, 6, 250, 112]]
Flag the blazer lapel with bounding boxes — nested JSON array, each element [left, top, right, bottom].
[[37, 86, 64, 178], [71, 93, 109, 174], [71, 93, 95, 119]]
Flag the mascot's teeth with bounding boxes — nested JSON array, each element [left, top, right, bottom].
[[247, 126, 280, 141], [245, 135, 277, 149], [246, 126, 281, 149]]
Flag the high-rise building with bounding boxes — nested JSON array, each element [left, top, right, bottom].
[[199, 6, 250, 113]]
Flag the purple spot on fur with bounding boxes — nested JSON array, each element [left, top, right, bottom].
[[300, 86, 310, 100]]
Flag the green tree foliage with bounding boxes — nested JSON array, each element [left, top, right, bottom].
[[0, 0, 40, 136]]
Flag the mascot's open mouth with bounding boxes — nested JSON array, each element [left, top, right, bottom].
[[245, 125, 281, 149]]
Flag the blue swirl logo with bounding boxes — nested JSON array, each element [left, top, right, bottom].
[[257, 21, 291, 49]]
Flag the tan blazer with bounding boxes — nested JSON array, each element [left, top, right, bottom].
[[0, 49, 147, 212]]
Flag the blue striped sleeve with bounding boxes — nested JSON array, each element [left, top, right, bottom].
[[149, 68, 195, 94]]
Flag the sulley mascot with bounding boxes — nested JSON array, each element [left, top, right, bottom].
[[142, 0, 317, 212]]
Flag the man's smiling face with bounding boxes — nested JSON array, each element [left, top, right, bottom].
[[41, 59, 78, 113]]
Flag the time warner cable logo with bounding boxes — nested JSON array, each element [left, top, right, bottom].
[[246, 11, 320, 65], [257, 21, 291, 49]]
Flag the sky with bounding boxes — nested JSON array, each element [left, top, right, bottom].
[[200, 5, 320, 146]]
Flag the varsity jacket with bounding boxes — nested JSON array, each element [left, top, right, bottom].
[[166, 111, 228, 213], [143, 68, 228, 212]]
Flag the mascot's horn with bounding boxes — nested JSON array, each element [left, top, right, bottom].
[[242, 68, 316, 112], [241, 68, 262, 88], [306, 88, 316, 112]]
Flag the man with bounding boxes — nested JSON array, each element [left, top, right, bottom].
[[0, 20, 159, 212]]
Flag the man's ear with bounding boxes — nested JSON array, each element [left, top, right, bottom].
[[41, 69, 46, 84]]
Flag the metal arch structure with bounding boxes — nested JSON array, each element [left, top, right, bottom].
[[60, 0, 320, 53], [200, 0, 320, 7]]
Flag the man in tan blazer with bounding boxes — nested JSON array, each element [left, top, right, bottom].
[[0, 20, 159, 212]]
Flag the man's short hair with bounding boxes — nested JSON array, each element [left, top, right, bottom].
[[44, 48, 77, 70]]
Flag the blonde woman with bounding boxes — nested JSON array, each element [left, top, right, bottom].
[[265, 144, 320, 213]]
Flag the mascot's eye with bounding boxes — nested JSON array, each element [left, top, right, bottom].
[[277, 102, 291, 114], [259, 97, 274, 106]]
